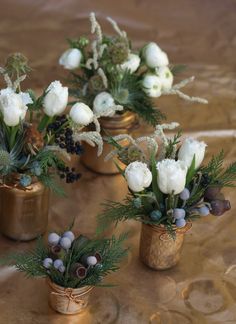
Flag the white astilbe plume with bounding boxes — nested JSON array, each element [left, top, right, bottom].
[[94, 104, 124, 119], [98, 44, 107, 58], [13, 75, 26, 91], [97, 67, 108, 88], [92, 115, 101, 133], [105, 134, 158, 162], [44, 145, 71, 161], [86, 41, 99, 70], [0, 67, 13, 88], [155, 122, 180, 159], [163, 76, 208, 104], [73, 131, 103, 156], [106, 16, 127, 38], [90, 12, 103, 43]]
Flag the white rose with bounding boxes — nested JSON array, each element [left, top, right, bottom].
[[142, 74, 162, 97], [59, 48, 83, 70], [178, 138, 207, 169], [70, 102, 94, 126], [144, 42, 169, 68], [43, 81, 68, 117], [93, 92, 115, 117], [119, 53, 140, 73], [125, 161, 152, 192], [156, 66, 173, 91], [156, 159, 187, 195], [0, 88, 31, 126]]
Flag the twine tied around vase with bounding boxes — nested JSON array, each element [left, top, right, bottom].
[[50, 285, 93, 311], [148, 222, 192, 241]]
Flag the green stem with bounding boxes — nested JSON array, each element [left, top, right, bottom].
[[9, 126, 18, 150], [38, 115, 53, 132]]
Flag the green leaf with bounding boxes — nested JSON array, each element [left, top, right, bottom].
[[151, 152, 162, 202], [38, 115, 52, 132], [186, 155, 196, 185], [170, 64, 187, 76]]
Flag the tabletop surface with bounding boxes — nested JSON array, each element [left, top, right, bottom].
[[0, 0, 236, 323]]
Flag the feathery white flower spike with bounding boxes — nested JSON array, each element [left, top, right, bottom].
[[73, 131, 103, 156], [106, 16, 127, 38], [163, 76, 208, 104], [44, 146, 71, 161]]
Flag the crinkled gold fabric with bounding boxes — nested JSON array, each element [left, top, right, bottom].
[[0, 1, 236, 323]]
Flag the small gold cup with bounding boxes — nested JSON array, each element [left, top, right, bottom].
[[139, 222, 191, 270], [48, 279, 93, 315], [81, 112, 138, 174], [0, 180, 50, 241]]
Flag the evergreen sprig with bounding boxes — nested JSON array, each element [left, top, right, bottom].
[[1, 234, 128, 289]]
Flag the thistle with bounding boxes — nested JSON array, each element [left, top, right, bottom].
[[5, 53, 31, 80]]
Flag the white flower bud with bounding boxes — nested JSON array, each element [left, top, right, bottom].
[[125, 161, 152, 192], [142, 74, 162, 97], [43, 81, 68, 117], [70, 103, 94, 126], [143, 42, 169, 68], [59, 48, 83, 70], [156, 66, 173, 91], [119, 53, 140, 73], [93, 92, 115, 117], [178, 138, 207, 169], [0, 88, 31, 126], [156, 159, 187, 195]]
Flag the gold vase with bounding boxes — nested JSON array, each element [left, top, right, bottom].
[[48, 279, 93, 315], [139, 223, 191, 270], [0, 181, 50, 241], [81, 112, 138, 174]]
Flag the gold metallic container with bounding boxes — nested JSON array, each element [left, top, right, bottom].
[[139, 223, 191, 270], [81, 112, 138, 174], [48, 279, 93, 315], [0, 181, 50, 241]]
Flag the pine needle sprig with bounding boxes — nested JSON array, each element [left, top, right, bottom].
[[97, 197, 145, 233]]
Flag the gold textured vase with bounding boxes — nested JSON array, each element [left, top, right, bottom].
[[139, 223, 191, 270], [48, 279, 93, 315], [81, 112, 138, 174], [0, 181, 50, 241]]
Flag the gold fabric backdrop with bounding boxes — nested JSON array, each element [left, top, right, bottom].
[[0, 0, 236, 323]]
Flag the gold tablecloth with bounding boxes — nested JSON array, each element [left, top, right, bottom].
[[0, 0, 236, 323]]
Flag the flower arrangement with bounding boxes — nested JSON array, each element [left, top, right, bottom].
[[98, 123, 236, 236], [0, 53, 102, 193], [59, 13, 207, 126], [4, 229, 127, 288]]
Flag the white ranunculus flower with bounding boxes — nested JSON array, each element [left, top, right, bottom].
[[144, 42, 169, 68], [59, 48, 83, 70], [69, 102, 94, 126], [156, 66, 174, 91], [156, 159, 187, 195], [119, 53, 140, 73], [0, 88, 31, 126], [43, 81, 68, 117], [142, 74, 162, 97], [93, 92, 115, 117], [178, 138, 207, 169], [125, 161, 152, 192]]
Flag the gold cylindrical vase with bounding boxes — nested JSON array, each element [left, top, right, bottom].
[[81, 112, 138, 174], [0, 181, 50, 241], [139, 223, 191, 270], [48, 279, 93, 315]]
